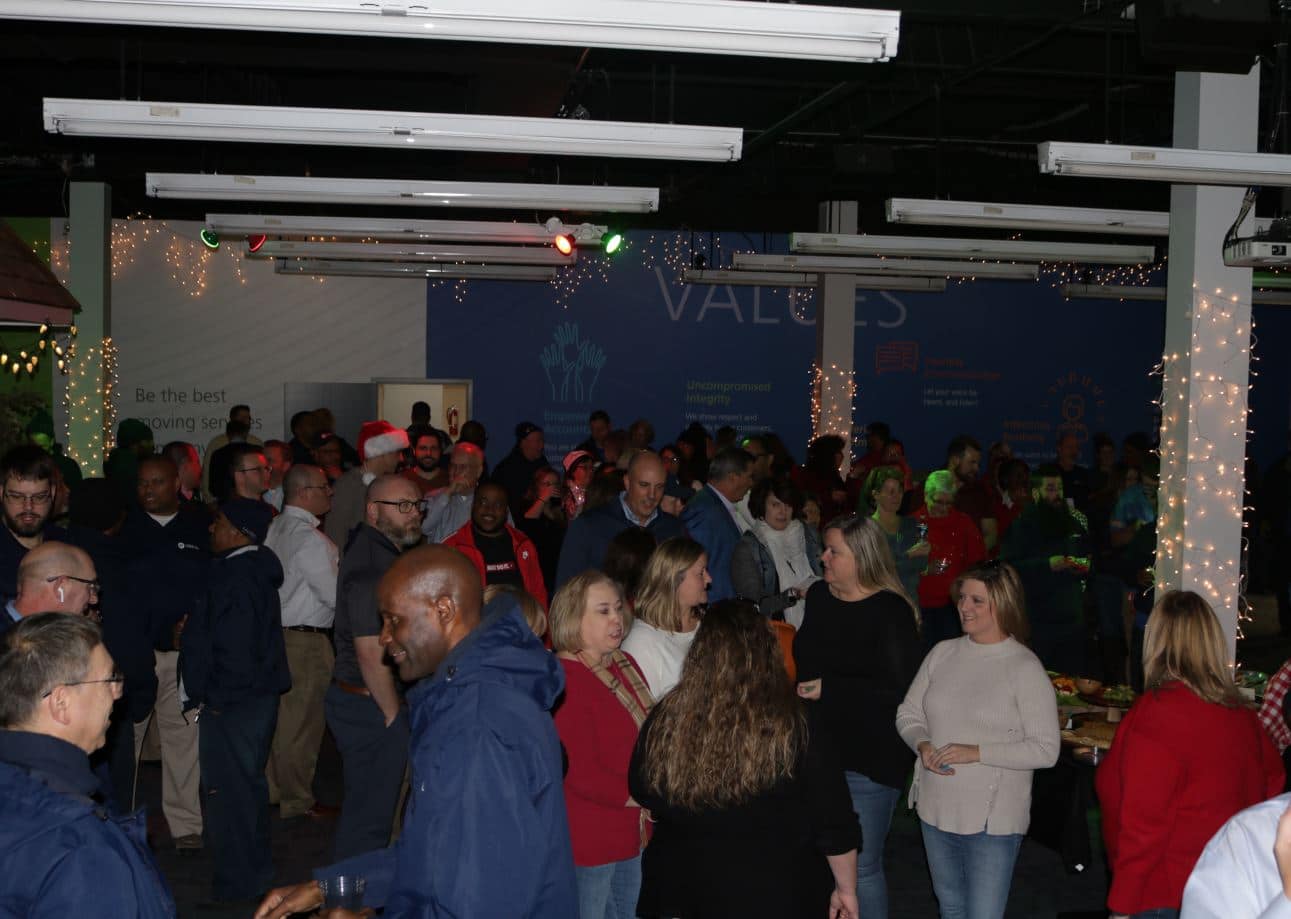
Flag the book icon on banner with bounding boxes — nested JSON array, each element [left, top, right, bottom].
[[539, 321, 606, 403]]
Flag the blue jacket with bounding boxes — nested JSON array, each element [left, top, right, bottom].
[[120, 505, 210, 651], [680, 485, 742, 602], [317, 601, 577, 917], [555, 498, 687, 589], [180, 544, 290, 710], [0, 731, 176, 918]]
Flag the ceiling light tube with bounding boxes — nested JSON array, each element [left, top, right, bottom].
[[681, 269, 948, 291], [251, 240, 573, 264], [791, 231, 1154, 265], [1039, 141, 1291, 187], [206, 213, 609, 244], [149, 173, 659, 213], [6, 0, 901, 63], [731, 253, 1039, 280], [1061, 283, 1291, 305], [886, 198, 1169, 236], [273, 259, 558, 281], [45, 97, 743, 162]]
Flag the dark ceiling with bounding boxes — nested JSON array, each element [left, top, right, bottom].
[[0, 1, 1277, 235]]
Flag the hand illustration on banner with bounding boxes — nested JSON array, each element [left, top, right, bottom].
[[538, 321, 606, 404]]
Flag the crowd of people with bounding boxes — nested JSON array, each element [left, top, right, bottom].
[[2, 400, 1291, 919]]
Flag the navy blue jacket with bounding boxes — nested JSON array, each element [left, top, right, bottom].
[[63, 526, 158, 721], [0, 731, 176, 917], [0, 522, 67, 606], [317, 601, 577, 917], [180, 544, 290, 710], [680, 485, 742, 603], [120, 505, 210, 651], [555, 499, 687, 589]]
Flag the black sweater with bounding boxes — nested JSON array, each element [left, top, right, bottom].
[[793, 582, 922, 790]]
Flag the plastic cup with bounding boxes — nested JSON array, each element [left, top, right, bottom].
[[321, 875, 366, 910]]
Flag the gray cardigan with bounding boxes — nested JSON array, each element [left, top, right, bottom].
[[729, 521, 822, 616]]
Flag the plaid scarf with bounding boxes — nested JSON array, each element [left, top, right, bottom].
[[576, 649, 654, 726]]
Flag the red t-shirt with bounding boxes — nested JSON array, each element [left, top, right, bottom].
[[912, 507, 986, 609], [554, 655, 650, 866]]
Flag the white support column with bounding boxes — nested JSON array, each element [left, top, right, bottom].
[[66, 182, 111, 475], [1157, 67, 1259, 660], [813, 202, 858, 472]]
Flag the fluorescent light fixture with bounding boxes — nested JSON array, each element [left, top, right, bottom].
[[1039, 142, 1291, 187], [206, 213, 608, 245], [149, 173, 659, 213], [251, 240, 572, 264], [7, 0, 901, 63], [45, 97, 743, 162], [886, 198, 1171, 235], [681, 269, 948, 292], [1061, 283, 1291, 305], [274, 259, 558, 281], [791, 232, 1154, 265], [731, 253, 1039, 280]]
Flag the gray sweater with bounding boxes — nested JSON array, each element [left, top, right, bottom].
[[895, 635, 1060, 835]]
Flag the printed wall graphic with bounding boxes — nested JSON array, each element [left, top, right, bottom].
[[539, 322, 606, 403]]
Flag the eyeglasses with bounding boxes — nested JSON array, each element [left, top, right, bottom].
[[235, 466, 267, 474], [4, 490, 52, 507], [372, 499, 422, 514], [47, 574, 101, 595], [42, 671, 124, 698]]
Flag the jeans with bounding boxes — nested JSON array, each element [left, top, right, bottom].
[[199, 693, 278, 901], [921, 821, 1023, 919], [846, 771, 901, 919], [575, 854, 641, 919]]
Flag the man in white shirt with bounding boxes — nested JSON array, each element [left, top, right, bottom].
[[423, 442, 486, 544], [1182, 793, 1291, 918], [264, 464, 339, 820]]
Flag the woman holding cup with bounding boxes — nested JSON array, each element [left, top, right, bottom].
[[914, 470, 987, 651]]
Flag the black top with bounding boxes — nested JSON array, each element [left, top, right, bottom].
[[333, 524, 401, 686], [473, 526, 524, 590], [515, 513, 564, 597], [792, 582, 922, 790], [628, 707, 859, 919]]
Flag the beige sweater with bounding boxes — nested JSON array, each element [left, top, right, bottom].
[[895, 635, 1060, 835]]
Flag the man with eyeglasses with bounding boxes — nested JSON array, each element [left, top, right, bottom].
[[422, 441, 498, 544], [265, 464, 340, 821], [0, 445, 65, 608], [324, 421, 410, 554], [0, 612, 176, 917], [0, 542, 99, 642], [326, 474, 424, 860], [121, 454, 210, 852]]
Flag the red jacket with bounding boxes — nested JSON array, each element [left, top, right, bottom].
[[554, 655, 650, 866], [1095, 681, 1284, 914], [443, 523, 549, 610]]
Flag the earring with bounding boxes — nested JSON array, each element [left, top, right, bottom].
[[57, 587, 64, 603]]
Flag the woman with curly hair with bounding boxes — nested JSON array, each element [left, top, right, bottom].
[[628, 599, 859, 919], [621, 537, 710, 698]]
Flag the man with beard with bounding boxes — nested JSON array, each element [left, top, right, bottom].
[[0, 446, 65, 605], [1000, 463, 1091, 675], [325, 421, 410, 553], [402, 430, 448, 497], [947, 434, 999, 553], [326, 474, 424, 861]]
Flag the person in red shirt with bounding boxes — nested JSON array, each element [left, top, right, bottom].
[[442, 483, 548, 609], [551, 571, 655, 919], [913, 470, 986, 652], [1097, 591, 1285, 918]]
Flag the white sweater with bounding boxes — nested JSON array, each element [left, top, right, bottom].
[[895, 635, 1060, 836], [621, 620, 696, 698]]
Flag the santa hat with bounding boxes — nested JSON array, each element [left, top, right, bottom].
[[357, 420, 410, 460]]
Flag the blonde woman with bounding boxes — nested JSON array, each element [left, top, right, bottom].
[[794, 515, 922, 919], [1096, 590, 1283, 919], [551, 571, 655, 919], [629, 599, 859, 919], [896, 561, 1059, 919], [621, 538, 710, 697]]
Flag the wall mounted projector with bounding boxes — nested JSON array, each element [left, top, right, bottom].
[[1224, 219, 1291, 267]]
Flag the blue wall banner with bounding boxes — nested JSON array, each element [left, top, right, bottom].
[[427, 231, 1285, 476]]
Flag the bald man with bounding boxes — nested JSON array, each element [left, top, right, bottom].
[[555, 450, 687, 588], [256, 545, 575, 919], [326, 474, 425, 861], [0, 541, 98, 640]]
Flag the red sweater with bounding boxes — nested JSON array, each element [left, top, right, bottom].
[[1095, 681, 1284, 914], [443, 522, 548, 609], [554, 655, 649, 867], [912, 507, 986, 609]]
